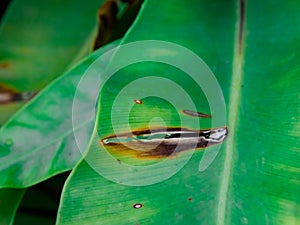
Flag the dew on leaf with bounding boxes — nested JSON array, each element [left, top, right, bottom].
[[4, 138, 14, 147], [0, 139, 12, 157], [241, 217, 248, 224]]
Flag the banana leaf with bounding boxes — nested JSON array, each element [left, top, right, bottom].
[[0, 1, 106, 223], [0, 0, 103, 125], [0, 0, 142, 188], [56, 0, 300, 224], [0, 39, 120, 188]]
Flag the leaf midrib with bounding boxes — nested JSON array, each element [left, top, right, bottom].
[[216, 0, 246, 224]]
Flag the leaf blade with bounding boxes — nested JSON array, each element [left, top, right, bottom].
[[58, 0, 300, 224], [0, 0, 103, 124], [0, 40, 120, 188]]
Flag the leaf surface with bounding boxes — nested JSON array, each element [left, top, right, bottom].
[[0, 40, 120, 188], [56, 0, 299, 224], [0, 0, 103, 124]]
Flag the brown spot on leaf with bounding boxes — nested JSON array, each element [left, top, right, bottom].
[[182, 109, 211, 118], [0, 83, 37, 104], [0, 61, 10, 69], [100, 126, 228, 159], [0, 84, 17, 104]]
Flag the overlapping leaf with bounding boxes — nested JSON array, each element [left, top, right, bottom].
[[0, 188, 25, 225], [0, 0, 103, 124], [0, 40, 120, 188]]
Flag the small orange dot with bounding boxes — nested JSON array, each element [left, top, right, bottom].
[[133, 99, 143, 104]]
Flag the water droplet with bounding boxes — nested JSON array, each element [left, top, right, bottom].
[[0, 139, 12, 157], [133, 203, 142, 209], [4, 138, 13, 147], [241, 217, 248, 224], [133, 99, 143, 104]]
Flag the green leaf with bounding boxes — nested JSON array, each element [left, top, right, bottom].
[[0, 188, 25, 225], [57, 0, 300, 224], [0, 40, 120, 188], [0, 0, 103, 124]]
